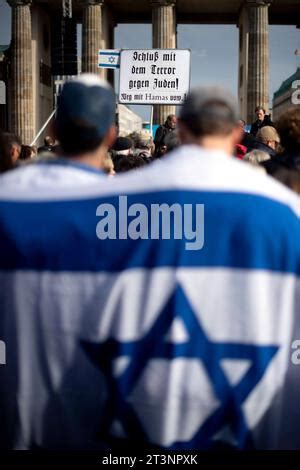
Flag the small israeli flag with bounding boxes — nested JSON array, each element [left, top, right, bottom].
[[98, 49, 120, 69]]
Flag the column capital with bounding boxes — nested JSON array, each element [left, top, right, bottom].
[[7, 0, 31, 6], [80, 0, 104, 5], [245, 0, 272, 6], [150, 0, 176, 6]]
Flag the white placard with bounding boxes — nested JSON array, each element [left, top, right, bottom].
[[119, 49, 191, 105]]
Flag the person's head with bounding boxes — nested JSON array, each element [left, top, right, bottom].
[[112, 137, 133, 156], [54, 74, 116, 166], [166, 114, 177, 130], [135, 130, 153, 150], [113, 153, 147, 173], [2, 132, 22, 163], [178, 87, 242, 155], [44, 136, 54, 147], [127, 131, 140, 148], [0, 131, 15, 173], [244, 149, 270, 167], [237, 119, 246, 130], [255, 107, 266, 122], [276, 107, 300, 154], [19, 145, 35, 161], [256, 126, 280, 151]]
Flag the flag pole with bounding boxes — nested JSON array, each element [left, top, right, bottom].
[[150, 105, 154, 137], [30, 109, 56, 146]]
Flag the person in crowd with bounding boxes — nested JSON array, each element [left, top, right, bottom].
[[238, 119, 246, 129], [266, 107, 300, 193], [0, 79, 299, 451], [154, 142, 168, 159], [274, 166, 300, 194], [19, 145, 36, 161], [103, 152, 115, 176], [276, 107, 300, 169], [243, 149, 270, 169], [1, 132, 21, 165], [237, 119, 257, 151], [0, 74, 118, 449], [114, 153, 147, 173], [38, 135, 55, 154], [250, 126, 280, 158], [0, 130, 15, 173], [234, 143, 247, 159], [154, 114, 177, 150], [111, 136, 133, 156], [250, 106, 274, 136], [111, 136, 134, 169], [127, 131, 140, 149], [134, 130, 154, 162], [163, 130, 180, 153]]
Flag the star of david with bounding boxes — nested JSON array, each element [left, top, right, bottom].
[[81, 284, 279, 449], [108, 56, 116, 63]]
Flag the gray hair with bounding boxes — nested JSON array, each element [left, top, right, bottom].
[[244, 149, 270, 166]]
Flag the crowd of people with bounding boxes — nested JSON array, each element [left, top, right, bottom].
[[1, 102, 299, 194], [0, 74, 299, 450]]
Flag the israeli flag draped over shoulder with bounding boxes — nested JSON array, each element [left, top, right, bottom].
[[0, 145, 299, 450]]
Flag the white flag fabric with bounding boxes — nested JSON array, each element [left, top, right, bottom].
[[98, 50, 120, 69], [0, 146, 299, 450]]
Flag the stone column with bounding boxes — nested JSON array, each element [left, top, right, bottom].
[[102, 3, 115, 84], [82, 0, 104, 77], [8, 0, 34, 144], [246, 0, 271, 123], [151, 0, 176, 125], [238, 7, 250, 122]]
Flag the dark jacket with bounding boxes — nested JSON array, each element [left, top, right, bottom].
[[250, 115, 274, 137], [240, 132, 257, 151], [249, 140, 277, 159], [262, 151, 300, 175], [154, 125, 176, 148]]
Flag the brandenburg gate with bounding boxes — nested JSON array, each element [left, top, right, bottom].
[[2, 0, 300, 143]]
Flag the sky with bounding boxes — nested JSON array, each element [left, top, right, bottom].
[[0, 0, 299, 120]]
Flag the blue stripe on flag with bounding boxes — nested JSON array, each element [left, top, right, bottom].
[[99, 52, 120, 56], [98, 64, 120, 68], [0, 190, 299, 273]]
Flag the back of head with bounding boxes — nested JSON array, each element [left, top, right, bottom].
[[113, 153, 146, 173], [44, 136, 54, 146], [112, 137, 133, 155], [136, 130, 153, 150], [0, 131, 15, 173], [256, 126, 279, 145], [1, 132, 21, 151], [54, 74, 116, 156], [276, 107, 300, 154], [19, 145, 34, 161], [179, 87, 239, 138], [244, 149, 270, 166]]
